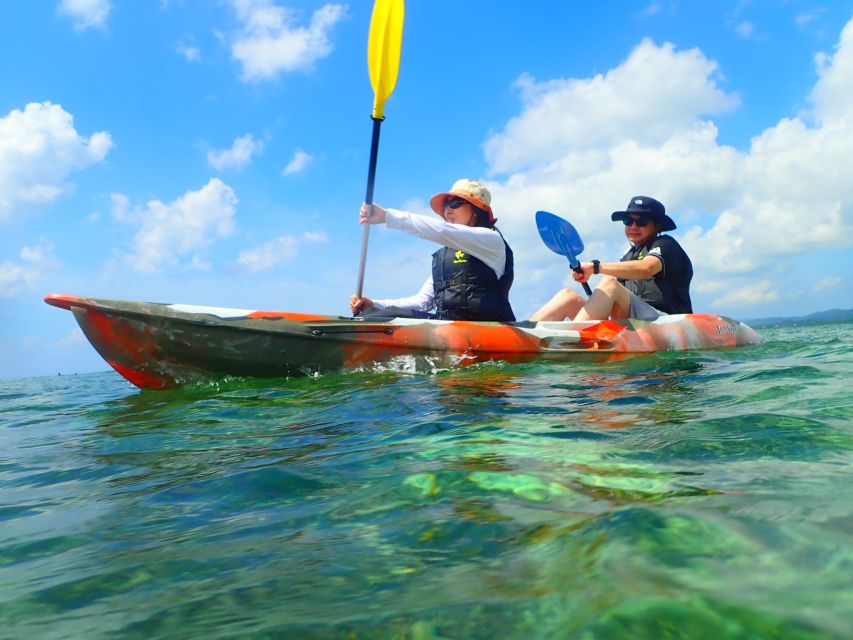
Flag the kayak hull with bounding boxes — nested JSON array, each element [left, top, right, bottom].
[[45, 294, 762, 389]]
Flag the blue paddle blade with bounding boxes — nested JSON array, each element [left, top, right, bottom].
[[536, 210, 585, 265]]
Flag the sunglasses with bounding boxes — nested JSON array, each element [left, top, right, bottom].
[[623, 216, 650, 227], [445, 198, 468, 210]]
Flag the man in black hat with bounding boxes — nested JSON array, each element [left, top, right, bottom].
[[531, 196, 693, 321]]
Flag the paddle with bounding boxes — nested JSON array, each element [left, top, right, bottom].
[[354, 0, 405, 300], [535, 210, 593, 296]]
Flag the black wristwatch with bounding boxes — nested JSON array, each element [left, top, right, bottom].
[[592, 259, 600, 274]]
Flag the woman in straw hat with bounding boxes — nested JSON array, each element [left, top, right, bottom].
[[350, 178, 515, 321]]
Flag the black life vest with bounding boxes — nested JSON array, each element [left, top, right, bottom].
[[431, 232, 515, 322]]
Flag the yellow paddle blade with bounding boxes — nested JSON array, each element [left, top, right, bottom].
[[367, 0, 404, 119]]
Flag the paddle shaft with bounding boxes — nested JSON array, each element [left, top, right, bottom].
[[355, 117, 384, 299]]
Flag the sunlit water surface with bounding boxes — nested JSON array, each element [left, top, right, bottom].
[[1, 322, 851, 639]]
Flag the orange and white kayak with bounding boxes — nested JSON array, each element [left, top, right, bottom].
[[45, 293, 762, 390]]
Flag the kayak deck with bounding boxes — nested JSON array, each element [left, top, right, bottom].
[[45, 293, 762, 389]]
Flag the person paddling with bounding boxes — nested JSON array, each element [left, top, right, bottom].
[[531, 196, 692, 321], [350, 179, 516, 321]]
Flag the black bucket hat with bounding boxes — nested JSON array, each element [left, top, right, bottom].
[[611, 195, 676, 232]]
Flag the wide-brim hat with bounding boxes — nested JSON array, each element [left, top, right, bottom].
[[429, 178, 496, 224], [611, 195, 676, 231]]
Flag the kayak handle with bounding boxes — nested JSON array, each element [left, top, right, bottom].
[[310, 327, 395, 336]]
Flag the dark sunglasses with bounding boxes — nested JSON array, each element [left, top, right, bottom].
[[445, 198, 468, 210], [623, 216, 650, 227]]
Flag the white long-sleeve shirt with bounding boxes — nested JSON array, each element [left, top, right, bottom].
[[371, 208, 508, 312]]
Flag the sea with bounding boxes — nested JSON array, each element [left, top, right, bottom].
[[1, 321, 851, 640]]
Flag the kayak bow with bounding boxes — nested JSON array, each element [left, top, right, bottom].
[[45, 293, 762, 389]]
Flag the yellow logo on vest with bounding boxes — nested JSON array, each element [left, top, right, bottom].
[[453, 250, 468, 264]]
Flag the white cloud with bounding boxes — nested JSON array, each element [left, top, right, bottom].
[[55, 327, 86, 348], [0, 263, 27, 298], [712, 281, 780, 307], [177, 37, 201, 62], [229, 0, 347, 82], [0, 240, 58, 298], [189, 255, 212, 270], [20, 241, 57, 265], [111, 179, 238, 273], [237, 231, 327, 272], [0, 102, 112, 220], [475, 20, 853, 315], [735, 21, 754, 38], [109, 192, 132, 222], [811, 17, 853, 124], [484, 39, 739, 175], [281, 148, 312, 175], [207, 134, 264, 171], [815, 275, 841, 291], [641, 3, 662, 17], [57, 0, 112, 31], [796, 9, 827, 31], [399, 197, 430, 216], [302, 231, 327, 243]]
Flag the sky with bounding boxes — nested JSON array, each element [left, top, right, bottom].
[[1, 0, 852, 379]]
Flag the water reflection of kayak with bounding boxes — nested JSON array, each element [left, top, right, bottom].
[[45, 293, 762, 390]]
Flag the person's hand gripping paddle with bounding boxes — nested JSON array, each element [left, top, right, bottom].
[[535, 210, 593, 296], [354, 0, 405, 302]]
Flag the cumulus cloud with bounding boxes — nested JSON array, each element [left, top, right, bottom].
[[111, 179, 237, 273], [57, 0, 112, 31], [478, 19, 853, 314], [229, 0, 347, 81], [207, 134, 264, 171], [484, 39, 739, 175], [281, 148, 312, 175], [811, 18, 853, 124], [0, 240, 59, 298], [0, 102, 112, 220], [237, 231, 327, 272]]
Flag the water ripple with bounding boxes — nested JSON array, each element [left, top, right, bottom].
[[1, 322, 851, 638]]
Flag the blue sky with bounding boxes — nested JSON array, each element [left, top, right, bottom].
[[2, 0, 852, 379]]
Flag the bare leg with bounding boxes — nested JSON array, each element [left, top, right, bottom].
[[574, 276, 632, 321], [530, 288, 586, 321]]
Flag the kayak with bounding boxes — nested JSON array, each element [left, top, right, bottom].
[[45, 293, 762, 390]]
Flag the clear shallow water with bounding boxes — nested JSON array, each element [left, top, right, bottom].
[[1, 322, 851, 639]]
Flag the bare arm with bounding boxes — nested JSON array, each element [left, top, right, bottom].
[[573, 256, 662, 282]]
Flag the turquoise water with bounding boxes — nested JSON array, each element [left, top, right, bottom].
[[1, 322, 851, 639]]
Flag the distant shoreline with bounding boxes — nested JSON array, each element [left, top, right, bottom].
[[744, 308, 853, 328]]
